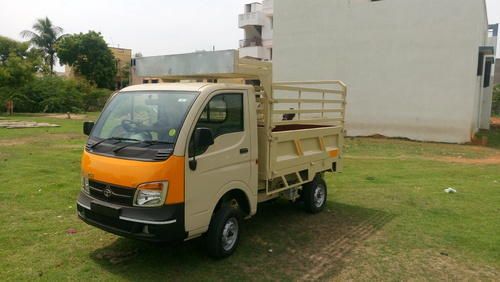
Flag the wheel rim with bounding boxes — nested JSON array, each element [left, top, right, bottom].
[[221, 217, 239, 251], [313, 184, 326, 208]]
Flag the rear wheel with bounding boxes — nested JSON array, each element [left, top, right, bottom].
[[302, 176, 327, 213], [206, 205, 241, 259]]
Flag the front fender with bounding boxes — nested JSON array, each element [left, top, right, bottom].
[[211, 181, 257, 217]]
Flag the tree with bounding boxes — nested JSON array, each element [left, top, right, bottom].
[[0, 36, 40, 111], [0, 36, 41, 101], [493, 84, 500, 116], [57, 31, 117, 89], [20, 17, 64, 74]]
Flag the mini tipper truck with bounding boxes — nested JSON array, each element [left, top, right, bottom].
[[77, 51, 346, 258]]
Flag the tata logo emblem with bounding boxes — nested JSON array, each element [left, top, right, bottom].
[[103, 186, 113, 198]]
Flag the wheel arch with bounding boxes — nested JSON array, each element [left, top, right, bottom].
[[212, 188, 252, 217]]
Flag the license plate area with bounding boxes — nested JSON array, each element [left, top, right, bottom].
[[91, 202, 121, 218]]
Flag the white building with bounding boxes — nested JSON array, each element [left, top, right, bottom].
[[273, 0, 498, 143], [238, 1, 273, 61]]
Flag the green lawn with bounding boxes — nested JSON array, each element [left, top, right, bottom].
[[0, 114, 499, 281]]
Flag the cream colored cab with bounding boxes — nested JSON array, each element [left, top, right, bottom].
[[183, 87, 258, 237]]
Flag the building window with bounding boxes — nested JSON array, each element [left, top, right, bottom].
[[477, 52, 485, 76], [483, 59, 493, 88], [151, 79, 159, 84], [142, 79, 149, 84]]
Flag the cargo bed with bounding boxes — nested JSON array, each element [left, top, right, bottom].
[[257, 81, 347, 195]]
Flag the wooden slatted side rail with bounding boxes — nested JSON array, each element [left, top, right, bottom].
[[269, 81, 347, 128]]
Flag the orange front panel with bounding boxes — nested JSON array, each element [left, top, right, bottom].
[[164, 156, 185, 204], [81, 151, 185, 204], [328, 149, 339, 158]]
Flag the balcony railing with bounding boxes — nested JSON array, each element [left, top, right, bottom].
[[239, 11, 265, 27], [240, 39, 263, 48]]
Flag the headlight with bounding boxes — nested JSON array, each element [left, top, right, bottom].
[[81, 177, 90, 194], [134, 181, 168, 207]]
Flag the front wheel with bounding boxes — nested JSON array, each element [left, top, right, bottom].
[[206, 205, 241, 259], [302, 176, 328, 214]]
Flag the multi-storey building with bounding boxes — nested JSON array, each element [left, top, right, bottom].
[[273, 0, 498, 143], [238, 1, 273, 61]]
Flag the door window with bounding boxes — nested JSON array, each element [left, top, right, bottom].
[[190, 93, 244, 156], [197, 93, 244, 139]]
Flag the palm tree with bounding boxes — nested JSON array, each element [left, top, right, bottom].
[[20, 17, 64, 74]]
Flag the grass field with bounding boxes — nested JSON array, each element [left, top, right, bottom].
[[0, 114, 499, 281]]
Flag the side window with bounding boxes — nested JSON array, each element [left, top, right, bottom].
[[190, 93, 244, 156], [199, 96, 227, 123], [197, 93, 244, 139]]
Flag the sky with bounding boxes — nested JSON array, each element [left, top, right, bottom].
[[0, 0, 499, 71]]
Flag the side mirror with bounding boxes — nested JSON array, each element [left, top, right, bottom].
[[189, 128, 214, 171], [83, 121, 95, 136], [194, 127, 215, 149]]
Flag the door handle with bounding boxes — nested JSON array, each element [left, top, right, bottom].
[[240, 148, 249, 154]]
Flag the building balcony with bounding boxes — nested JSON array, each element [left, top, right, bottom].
[[262, 38, 273, 48], [239, 45, 269, 61], [239, 38, 263, 48], [239, 11, 266, 27]]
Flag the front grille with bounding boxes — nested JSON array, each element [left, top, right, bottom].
[[89, 180, 136, 206], [154, 149, 173, 161]]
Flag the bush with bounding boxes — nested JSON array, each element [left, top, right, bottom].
[[0, 76, 112, 113], [83, 88, 113, 112], [493, 84, 500, 116]]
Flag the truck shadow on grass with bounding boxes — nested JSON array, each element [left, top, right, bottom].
[[90, 201, 393, 281]]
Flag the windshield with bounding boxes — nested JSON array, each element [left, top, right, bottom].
[[91, 91, 198, 144]]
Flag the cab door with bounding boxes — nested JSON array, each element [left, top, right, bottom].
[[184, 91, 252, 234]]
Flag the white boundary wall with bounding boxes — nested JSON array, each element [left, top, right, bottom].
[[273, 0, 492, 143]]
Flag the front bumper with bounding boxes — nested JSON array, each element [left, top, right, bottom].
[[77, 192, 186, 242]]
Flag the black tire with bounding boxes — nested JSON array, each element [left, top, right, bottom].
[[302, 176, 328, 214], [206, 205, 242, 259]]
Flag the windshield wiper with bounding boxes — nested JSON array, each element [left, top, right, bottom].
[[113, 140, 174, 154], [142, 140, 175, 147], [90, 137, 141, 149]]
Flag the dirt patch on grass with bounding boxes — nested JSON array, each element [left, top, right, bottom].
[[39, 114, 88, 120], [333, 247, 500, 281], [298, 211, 392, 281], [346, 151, 500, 165], [240, 203, 394, 281], [0, 120, 59, 129], [491, 117, 500, 128], [430, 154, 500, 165]]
